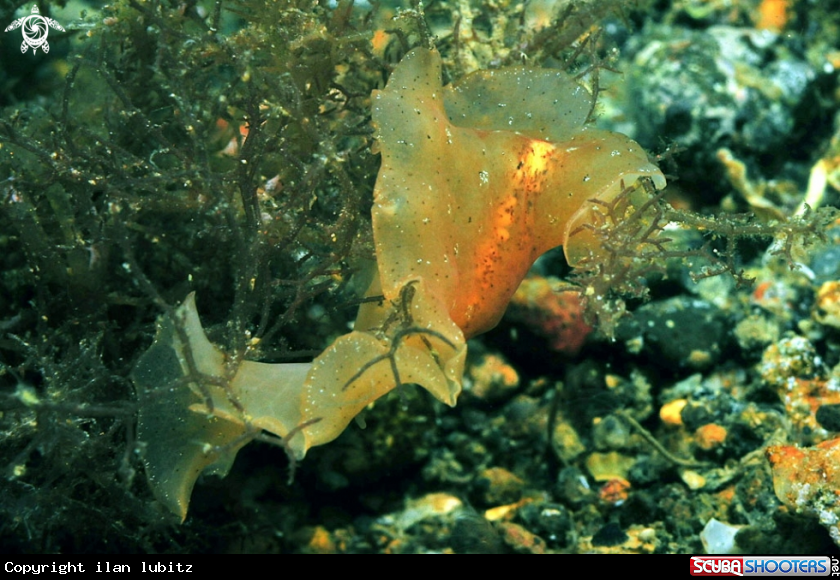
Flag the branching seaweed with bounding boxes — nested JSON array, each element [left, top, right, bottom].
[[0, 0, 385, 551], [569, 178, 838, 336]]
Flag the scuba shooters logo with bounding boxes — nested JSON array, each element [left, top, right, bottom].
[[692, 557, 744, 577], [691, 556, 837, 577], [4, 4, 64, 54]]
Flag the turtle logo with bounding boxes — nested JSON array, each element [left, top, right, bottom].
[[4, 5, 65, 54]]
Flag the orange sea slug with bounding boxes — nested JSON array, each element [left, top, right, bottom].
[[133, 47, 665, 520], [371, 47, 666, 338]]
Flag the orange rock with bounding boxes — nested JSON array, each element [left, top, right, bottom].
[[694, 423, 727, 450], [766, 438, 840, 546], [756, 0, 789, 32], [599, 477, 631, 505], [468, 353, 520, 401], [507, 275, 592, 355], [497, 522, 547, 554], [478, 466, 525, 504], [660, 398, 688, 427], [305, 525, 337, 554]]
